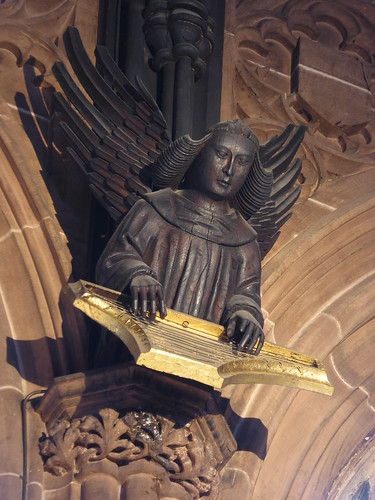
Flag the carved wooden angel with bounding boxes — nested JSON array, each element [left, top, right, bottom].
[[53, 27, 305, 355]]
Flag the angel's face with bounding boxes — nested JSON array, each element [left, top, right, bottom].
[[185, 131, 257, 201]]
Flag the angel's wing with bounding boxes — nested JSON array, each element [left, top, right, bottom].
[[248, 125, 306, 259], [52, 26, 170, 221]]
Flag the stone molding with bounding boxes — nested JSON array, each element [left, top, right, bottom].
[[0, 1, 99, 497]]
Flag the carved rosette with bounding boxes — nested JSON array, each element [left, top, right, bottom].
[[39, 408, 220, 498], [226, 0, 375, 197]]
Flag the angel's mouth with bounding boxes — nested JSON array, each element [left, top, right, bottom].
[[217, 179, 231, 187]]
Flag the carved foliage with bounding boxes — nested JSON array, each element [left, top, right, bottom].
[[39, 408, 219, 497]]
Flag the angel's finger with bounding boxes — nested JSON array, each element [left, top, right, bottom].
[[130, 286, 139, 315], [246, 324, 259, 352], [238, 323, 256, 351], [149, 287, 156, 321], [139, 287, 148, 317], [226, 317, 237, 339], [156, 285, 166, 319], [239, 317, 248, 333], [254, 331, 265, 356]]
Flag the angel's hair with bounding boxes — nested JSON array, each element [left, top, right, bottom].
[[207, 120, 259, 149], [152, 119, 272, 218]]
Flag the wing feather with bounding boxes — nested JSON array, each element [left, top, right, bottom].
[[249, 125, 306, 258], [259, 124, 294, 163], [263, 127, 306, 178], [53, 61, 112, 136], [53, 26, 170, 222], [60, 123, 91, 163], [271, 159, 302, 198]]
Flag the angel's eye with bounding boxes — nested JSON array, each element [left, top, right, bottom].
[[216, 150, 228, 159], [238, 156, 250, 166]]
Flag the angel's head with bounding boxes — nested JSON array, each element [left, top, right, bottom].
[[182, 121, 259, 201], [152, 120, 272, 217]]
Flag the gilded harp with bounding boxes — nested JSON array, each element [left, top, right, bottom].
[[66, 280, 333, 396]]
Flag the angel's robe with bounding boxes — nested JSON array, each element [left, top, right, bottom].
[[96, 188, 263, 328]]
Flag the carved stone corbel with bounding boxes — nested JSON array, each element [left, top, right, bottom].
[[36, 364, 237, 499]]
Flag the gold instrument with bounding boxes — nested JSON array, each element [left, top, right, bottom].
[[66, 280, 333, 396]]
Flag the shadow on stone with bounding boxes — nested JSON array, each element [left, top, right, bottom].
[[15, 58, 96, 282], [6, 336, 67, 388], [222, 402, 268, 459]]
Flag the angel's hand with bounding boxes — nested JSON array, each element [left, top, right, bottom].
[[129, 275, 166, 321], [226, 310, 264, 355]]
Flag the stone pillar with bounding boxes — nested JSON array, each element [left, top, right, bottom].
[[143, 0, 215, 138]]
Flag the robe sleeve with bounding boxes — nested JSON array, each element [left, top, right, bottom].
[[96, 200, 158, 292], [223, 239, 264, 329]]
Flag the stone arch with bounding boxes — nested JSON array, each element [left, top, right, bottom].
[[224, 193, 375, 498]]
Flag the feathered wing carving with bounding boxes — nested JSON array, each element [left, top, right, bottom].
[[248, 125, 306, 258], [53, 26, 305, 258], [52, 26, 170, 221]]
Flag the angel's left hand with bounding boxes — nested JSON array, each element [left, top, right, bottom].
[[226, 310, 264, 355]]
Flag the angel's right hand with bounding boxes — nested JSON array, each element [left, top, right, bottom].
[[129, 275, 166, 321]]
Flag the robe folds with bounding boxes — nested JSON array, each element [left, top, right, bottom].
[[96, 188, 263, 328]]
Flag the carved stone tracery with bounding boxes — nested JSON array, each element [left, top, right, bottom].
[[225, 0, 375, 198]]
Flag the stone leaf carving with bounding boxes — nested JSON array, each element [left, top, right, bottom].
[[79, 409, 144, 463], [39, 408, 219, 498], [39, 419, 97, 476]]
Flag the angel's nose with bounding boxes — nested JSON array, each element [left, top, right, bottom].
[[222, 157, 235, 176]]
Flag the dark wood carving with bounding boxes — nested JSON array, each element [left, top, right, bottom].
[[52, 27, 305, 356]]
